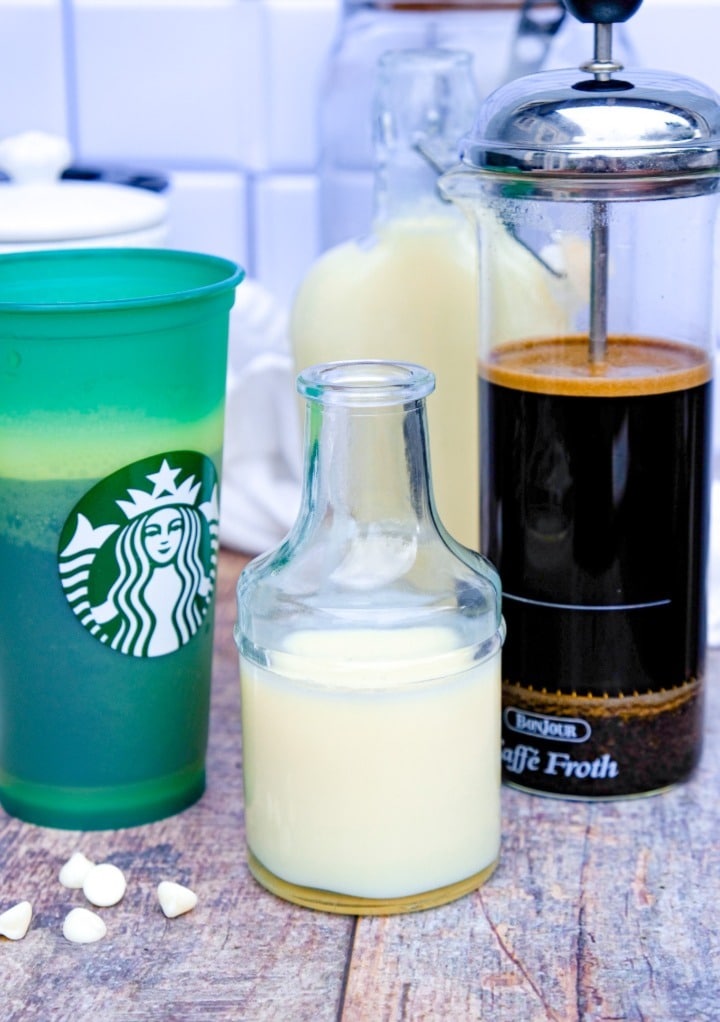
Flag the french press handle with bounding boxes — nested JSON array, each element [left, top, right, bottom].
[[562, 0, 643, 22]]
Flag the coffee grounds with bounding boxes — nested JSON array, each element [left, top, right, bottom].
[[501, 679, 703, 798]]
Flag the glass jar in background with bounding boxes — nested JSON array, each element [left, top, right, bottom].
[[235, 360, 504, 915], [295, 46, 575, 550], [317, 0, 570, 250], [292, 48, 481, 549]]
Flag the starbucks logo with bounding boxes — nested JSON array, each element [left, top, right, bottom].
[[58, 452, 220, 658]]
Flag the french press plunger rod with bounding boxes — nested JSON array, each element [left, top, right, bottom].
[[563, 0, 644, 363]]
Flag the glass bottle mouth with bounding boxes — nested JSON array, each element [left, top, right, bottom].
[[297, 359, 436, 406]]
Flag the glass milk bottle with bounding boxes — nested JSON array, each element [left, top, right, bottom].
[[318, 0, 570, 249], [441, 0, 720, 798], [292, 48, 481, 549], [235, 361, 504, 915]]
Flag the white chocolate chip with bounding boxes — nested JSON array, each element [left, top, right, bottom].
[[62, 907, 107, 945], [82, 863, 127, 908], [59, 852, 96, 890], [157, 881, 197, 918], [0, 901, 32, 940]]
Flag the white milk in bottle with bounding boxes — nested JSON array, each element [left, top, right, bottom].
[[292, 49, 480, 548]]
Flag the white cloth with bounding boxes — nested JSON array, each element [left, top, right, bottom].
[[219, 279, 302, 555]]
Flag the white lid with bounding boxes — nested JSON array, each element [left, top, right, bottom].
[[0, 132, 167, 243]]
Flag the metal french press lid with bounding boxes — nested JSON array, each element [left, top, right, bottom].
[[440, 0, 720, 362], [455, 0, 720, 199]]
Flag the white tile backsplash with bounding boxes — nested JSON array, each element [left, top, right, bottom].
[[263, 0, 337, 170], [0, 0, 67, 143], [165, 169, 248, 267], [252, 172, 319, 310], [0, 0, 716, 301], [71, 0, 268, 169], [629, 3, 720, 93]]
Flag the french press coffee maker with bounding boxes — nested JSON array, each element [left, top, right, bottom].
[[441, 0, 720, 798]]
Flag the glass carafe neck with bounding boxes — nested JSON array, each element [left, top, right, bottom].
[[372, 48, 478, 222], [296, 361, 437, 532]]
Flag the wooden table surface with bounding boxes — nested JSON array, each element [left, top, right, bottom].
[[1, 547, 719, 1022]]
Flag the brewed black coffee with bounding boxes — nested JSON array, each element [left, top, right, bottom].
[[480, 335, 711, 797]]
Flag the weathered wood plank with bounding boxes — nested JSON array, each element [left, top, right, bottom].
[[341, 651, 720, 1022], [0, 550, 354, 1022]]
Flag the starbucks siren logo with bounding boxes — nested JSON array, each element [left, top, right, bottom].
[[58, 452, 220, 657]]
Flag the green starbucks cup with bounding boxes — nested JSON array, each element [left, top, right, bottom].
[[0, 248, 244, 829]]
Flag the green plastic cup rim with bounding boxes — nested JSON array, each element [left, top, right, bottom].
[[0, 247, 245, 313]]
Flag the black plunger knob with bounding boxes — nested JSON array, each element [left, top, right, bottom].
[[562, 0, 643, 23]]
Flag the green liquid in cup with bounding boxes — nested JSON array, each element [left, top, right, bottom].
[[0, 249, 243, 829]]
